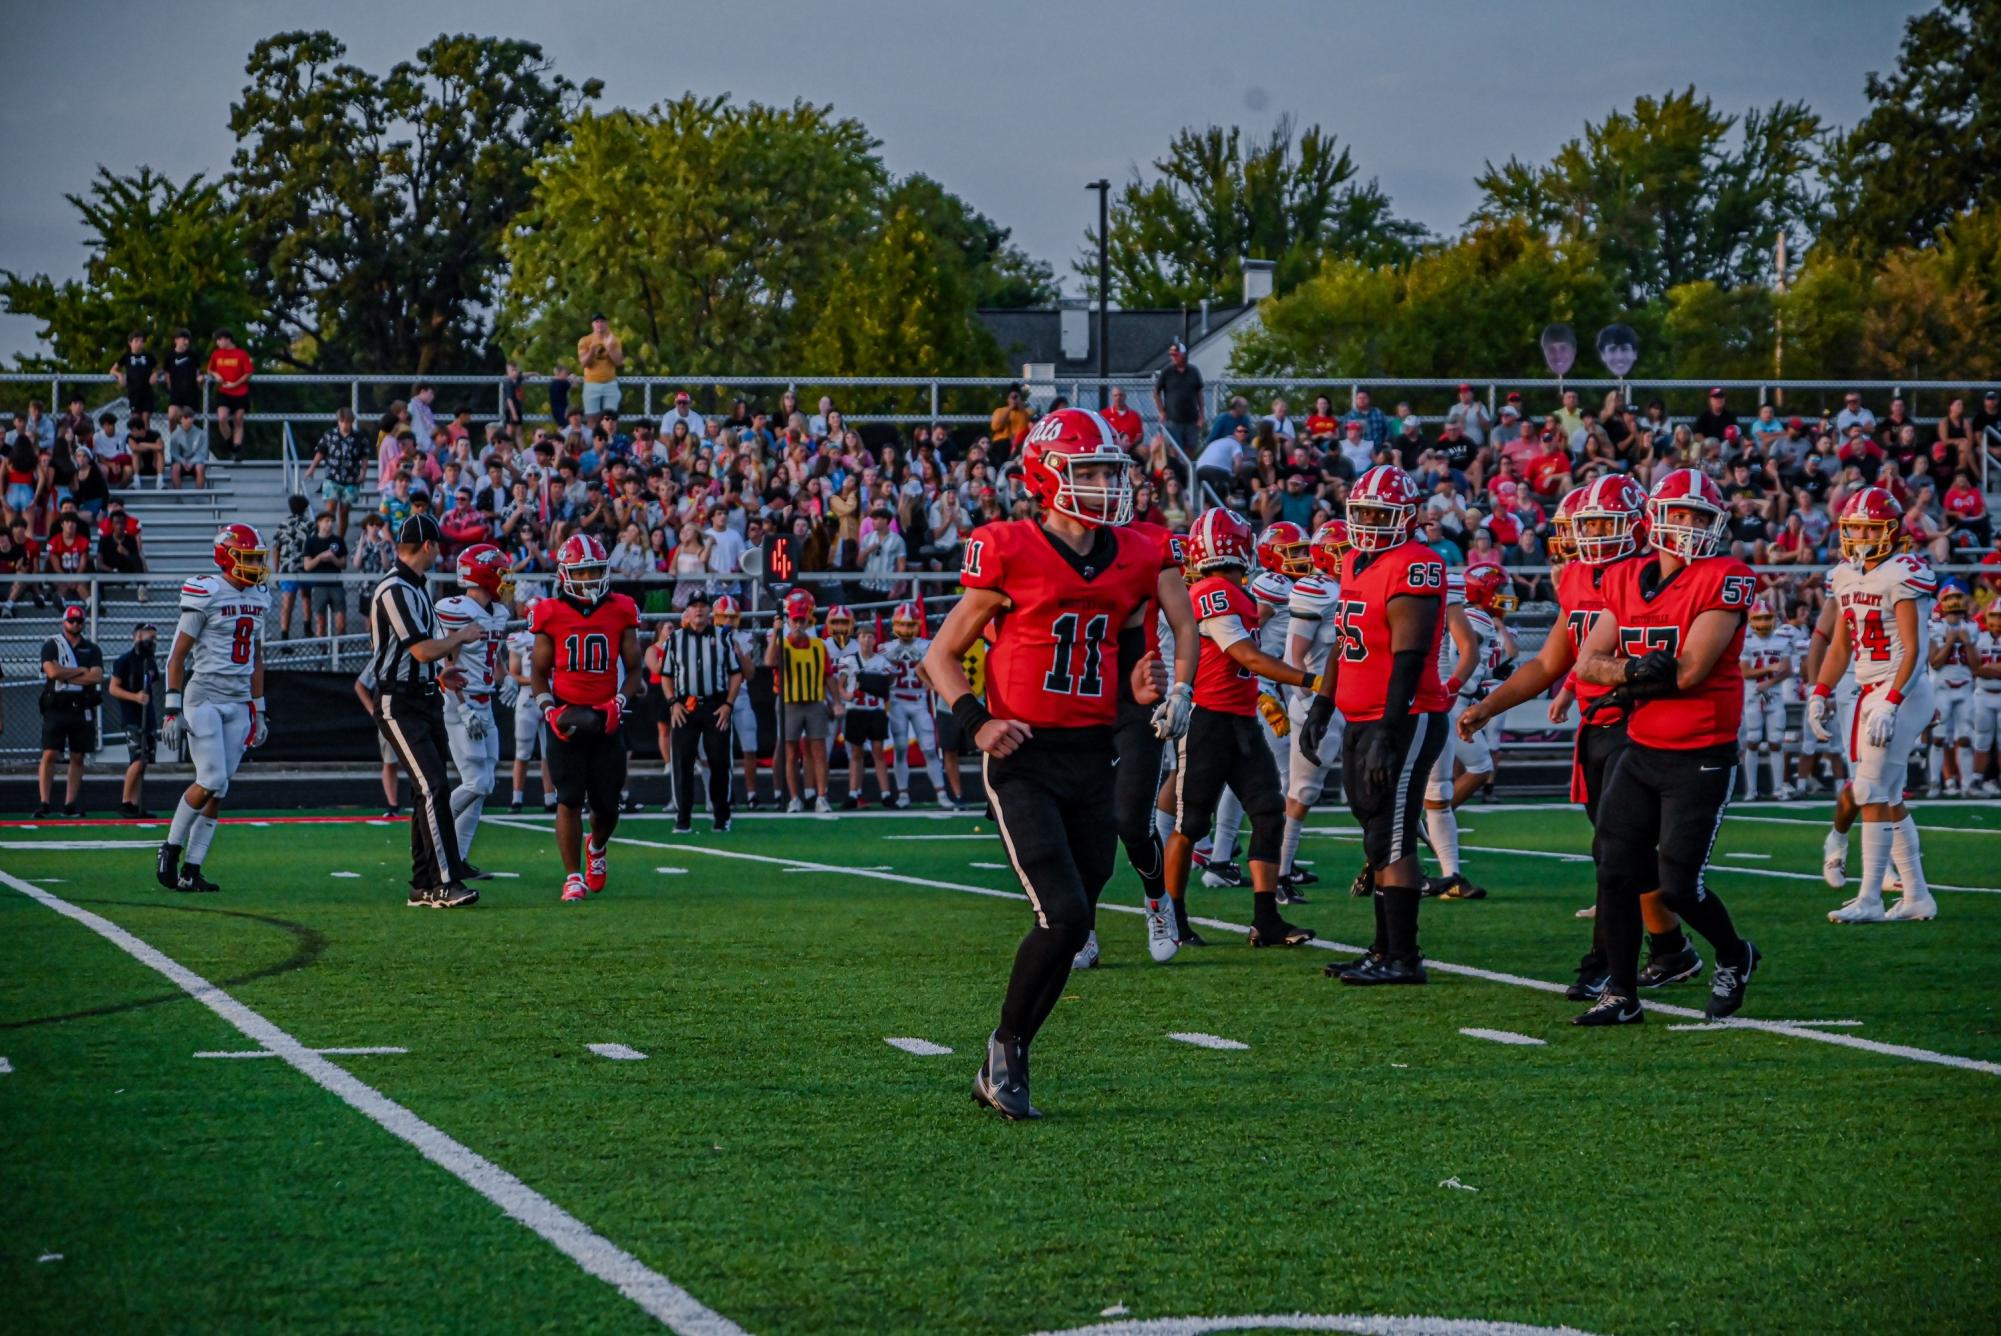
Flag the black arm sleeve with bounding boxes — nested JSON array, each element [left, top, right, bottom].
[[1116, 623, 1148, 705], [1385, 648, 1429, 721]]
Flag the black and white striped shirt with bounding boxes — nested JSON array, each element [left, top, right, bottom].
[[661, 625, 739, 700], [367, 561, 438, 691]]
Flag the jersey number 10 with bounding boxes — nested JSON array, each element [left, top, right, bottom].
[[562, 632, 611, 674]]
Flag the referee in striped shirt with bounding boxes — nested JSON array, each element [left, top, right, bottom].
[[660, 595, 744, 833], [368, 514, 482, 906]]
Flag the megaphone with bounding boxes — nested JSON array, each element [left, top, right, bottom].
[[739, 545, 764, 578]]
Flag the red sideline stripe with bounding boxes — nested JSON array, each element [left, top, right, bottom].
[[0, 814, 407, 829]]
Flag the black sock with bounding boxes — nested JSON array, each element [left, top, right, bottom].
[[1171, 894, 1190, 936], [1381, 884, 1421, 962], [998, 925, 1077, 1047], [1647, 927, 1690, 958], [1369, 888, 1389, 954], [1599, 888, 1643, 998], [1252, 889, 1282, 929], [1674, 892, 1744, 963]]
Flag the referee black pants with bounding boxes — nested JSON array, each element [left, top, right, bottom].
[[378, 689, 469, 892], [671, 694, 734, 826]]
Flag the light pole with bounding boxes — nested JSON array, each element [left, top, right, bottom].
[[1088, 179, 1110, 406]]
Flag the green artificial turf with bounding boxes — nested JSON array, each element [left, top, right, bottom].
[[2, 803, 1997, 1334]]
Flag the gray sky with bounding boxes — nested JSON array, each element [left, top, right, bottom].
[[0, 0, 1919, 363]]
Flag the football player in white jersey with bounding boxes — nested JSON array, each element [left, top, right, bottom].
[[1423, 563, 1508, 899], [823, 605, 871, 806], [839, 622, 896, 805], [1808, 488, 1937, 922], [1738, 597, 1795, 800], [1205, 525, 1302, 889], [1926, 586, 1977, 795], [1279, 520, 1348, 893], [155, 523, 271, 894], [437, 544, 513, 869], [884, 602, 957, 808], [1972, 603, 2001, 794], [711, 596, 763, 807], [505, 600, 555, 813]]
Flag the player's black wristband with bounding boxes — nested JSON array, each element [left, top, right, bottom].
[[951, 694, 993, 738], [1385, 648, 1428, 720]]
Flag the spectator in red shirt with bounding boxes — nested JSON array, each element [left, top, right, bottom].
[[46, 509, 92, 602], [1304, 395, 1339, 446], [1836, 425, 1884, 483], [1944, 468, 1990, 546], [206, 329, 253, 460], [1524, 430, 1574, 500], [1101, 387, 1142, 449], [440, 487, 491, 555]]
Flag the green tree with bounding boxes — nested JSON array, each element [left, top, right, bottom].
[[1820, 0, 2001, 256], [228, 31, 599, 375], [499, 96, 885, 377], [1775, 250, 1872, 382], [1659, 281, 1776, 381], [1081, 117, 1426, 309], [1, 168, 260, 372], [1474, 89, 1822, 304], [887, 175, 1056, 309]]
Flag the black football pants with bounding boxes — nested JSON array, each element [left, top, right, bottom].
[[671, 695, 734, 825], [378, 689, 470, 892]]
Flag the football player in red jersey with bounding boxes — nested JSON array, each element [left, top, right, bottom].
[[1298, 465, 1451, 986], [1573, 468, 1760, 1025], [923, 409, 1194, 1120], [530, 534, 644, 904], [1459, 478, 1702, 999], [1164, 508, 1321, 950]]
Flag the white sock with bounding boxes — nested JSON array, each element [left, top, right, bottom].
[[1889, 816, 1930, 901], [1280, 814, 1304, 876], [1741, 759, 1757, 799], [1425, 805, 1460, 877], [542, 793, 557, 809], [1767, 748, 1785, 795], [168, 796, 201, 847], [892, 748, 909, 793], [1955, 746, 1972, 789], [1212, 789, 1244, 859], [1857, 820, 1892, 904], [1154, 807, 1175, 846], [450, 787, 483, 861], [511, 788, 524, 805], [186, 814, 219, 866], [1927, 745, 1942, 785]]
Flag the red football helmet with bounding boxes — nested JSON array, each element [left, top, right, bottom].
[[1463, 564, 1516, 615], [1019, 408, 1133, 527], [1837, 486, 1902, 565], [712, 593, 741, 628], [890, 602, 922, 640], [555, 532, 610, 601], [1572, 474, 1648, 565], [1549, 486, 1587, 563], [1255, 521, 1311, 577], [783, 587, 817, 624], [1185, 508, 1255, 573], [1309, 519, 1351, 582], [825, 603, 855, 639], [456, 542, 514, 600], [1985, 602, 2001, 634], [1647, 468, 1728, 561], [1749, 596, 1778, 635], [1346, 465, 1421, 553], [213, 522, 268, 587]]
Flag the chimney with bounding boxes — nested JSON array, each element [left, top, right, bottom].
[[1243, 258, 1276, 304]]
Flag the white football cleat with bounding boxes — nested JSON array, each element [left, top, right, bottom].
[[813, 795, 833, 814], [1821, 830, 1849, 889], [1828, 896, 1887, 924], [784, 797, 803, 813], [1884, 894, 1937, 921], [1072, 929, 1100, 970], [1145, 899, 1179, 963]]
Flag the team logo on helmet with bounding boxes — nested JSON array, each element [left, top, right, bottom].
[[1749, 596, 1778, 634], [1571, 476, 1646, 565], [712, 594, 741, 628], [1463, 564, 1516, 616], [1255, 521, 1311, 577], [1346, 465, 1421, 553], [1550, 486, 1587, 564], [1837, 486, 1902, 566], [890, 602, 922, 640], [783, 587, 817, 623], [1185, 508, 1255, 573], [456, 542, 514, 601], [1019, 408, 1133, 528], [825, 603, 855, 638], [1309, 519, 1350, 583]]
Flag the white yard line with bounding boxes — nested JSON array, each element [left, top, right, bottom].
[[1722, 852, 1771, 861], [1029, 1312, 1605, 1335], [0, 839, 163, 850], [0, 868, 745, 1336], [587, 1043, 648, 1061], [884, 1037, 953, 1056], [484, 819, 2001, 1081], [1669, 1020, 1864, 1032], [883, 834, 995, 841], [1167, 1033, 1249, 1051], [196, 1046, 408, 1059], [1459, 1028, 1546, 1046]]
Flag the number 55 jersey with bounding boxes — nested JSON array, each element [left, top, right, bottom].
[[1600, 554, 1755, 750]]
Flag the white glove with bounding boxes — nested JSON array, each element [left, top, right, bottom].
[[1151, 682, 1193, 741], [1863, 702, 1897, 748], [463, 705, 490, 741], [248, 697, 269, 748], [160, 692, 185, 751], [1805, 692, 1832, 743]]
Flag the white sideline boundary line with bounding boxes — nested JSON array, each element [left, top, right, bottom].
[[1459, 1028, 1545, 1047], [195, 1046, 407, 1059], [486, 818, 2001, 1081], [0, 868, 745, 1336], [1301, 828, 2001, 895]]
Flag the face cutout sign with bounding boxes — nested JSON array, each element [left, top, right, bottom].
[[1540, 323, 1577, 377], [1596, 323, 1640, 378]]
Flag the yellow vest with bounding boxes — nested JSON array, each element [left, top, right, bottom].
[[780, 636, 829, 704]]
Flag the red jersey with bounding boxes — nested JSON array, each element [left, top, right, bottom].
[[1189, 574, 1260, 715], [207, 347, 253, 394], [48, 532, 91, 573], [531, 592, 639, 706], [1331, 539, 1450, 722], [960, 520, 1161, 730], [1557, 555, 1638, 721], [1122, 519, 1182, 656], [1600, 554, 1755, 750]]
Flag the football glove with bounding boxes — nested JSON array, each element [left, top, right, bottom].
[[1151, 682, 1193, 741], [1257, 692, 1290, 737], [1806, 689, 1833, 743], [540, 694, 573, 742], [1355, 726, 1397, 811], [602, 695, 625, 735], [160, 691, 185, 750], [1299, 695, 1335, 764], [248, 698, 268, 748], [1863, 702, 1897, 748], [462, 704, 490, 742], [1625, 647, 1678, 688]]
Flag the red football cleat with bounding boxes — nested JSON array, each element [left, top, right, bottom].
[[560, 874, 588, 903], [584, 842, 608, 893]]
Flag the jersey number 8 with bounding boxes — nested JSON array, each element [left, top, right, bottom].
[[229, 616, 257, 665]]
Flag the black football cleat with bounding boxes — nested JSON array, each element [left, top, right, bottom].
[[1249, 919, 1315, 947], [1420, 875, 1448, 898], [1275, 871, 1312, 905], [407, 887, 445, 908], [1324, 949, 1383, 979], [971, 1032, 1040, 1121], [1340, 955, 1428, 986], [438, 882, 480, 908], [1176, 927, 1210, 948], [507, 801, 524, 814], [1637, 946, 1704, 989], [62, 804, 85, 818], [1572, 992, 1644, 1026], [1437, 874, 1488, 900], [1705, 942, 1759, 1019], [174, 865, 220, 894], [1199, 860, 1246, 889], [460, 863, 495, 882], [1566, 971, 1610, 1002], [156, 842, 183, 889], [1289, 866, 1320, 887], [31, 803, 54, 819]]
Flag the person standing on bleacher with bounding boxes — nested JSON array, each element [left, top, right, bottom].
[[35, 604, 103, 817]]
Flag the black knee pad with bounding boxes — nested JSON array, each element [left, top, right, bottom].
[[1247, 807, 1285, 864]]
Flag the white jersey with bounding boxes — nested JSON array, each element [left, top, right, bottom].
[[1740, 630, 1792, 700], [1249, 570, 1292, 662], [1286, 575, 1341, 678], [435, 594, 511, 699], [1928, 616, 1976, 692], [883, 635, 930, 703], [1457, 606, 1503, 697], [1976, 629, 2001, 697], [827, 635, 865, 701], [1829, 553, 1937, 688], [176, 572, 271, 703]]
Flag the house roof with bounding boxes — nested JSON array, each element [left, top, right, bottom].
[[977, 305, 1251, 378]]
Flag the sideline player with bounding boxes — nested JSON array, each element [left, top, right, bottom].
[[1165, 509, 1320, 951], [823, 605, 869, 806], [1423, 564, 1508, 900], [505, 598, 555, 813], [156, 524, 271, 893], [437, 543, 512, 873], [922, 408, 1190, 1120], [1808, 487, 1937, 923], [839, 621, 895, 806], [884, 603, 959, 808], [1573, 469, 1760, 1024], [1974, 602, 2001, 794], [1278, 520, 1346, 892], [1739, 598, 1794, 801], [530, 535, 643, 904], [712, 595, 762, 807], [768, 589, 842, 812], [1299, 465, 1451, 986], [1927, 586, 1976, 796]]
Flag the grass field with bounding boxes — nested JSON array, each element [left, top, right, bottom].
[[3, 799, 1998, 1335]]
